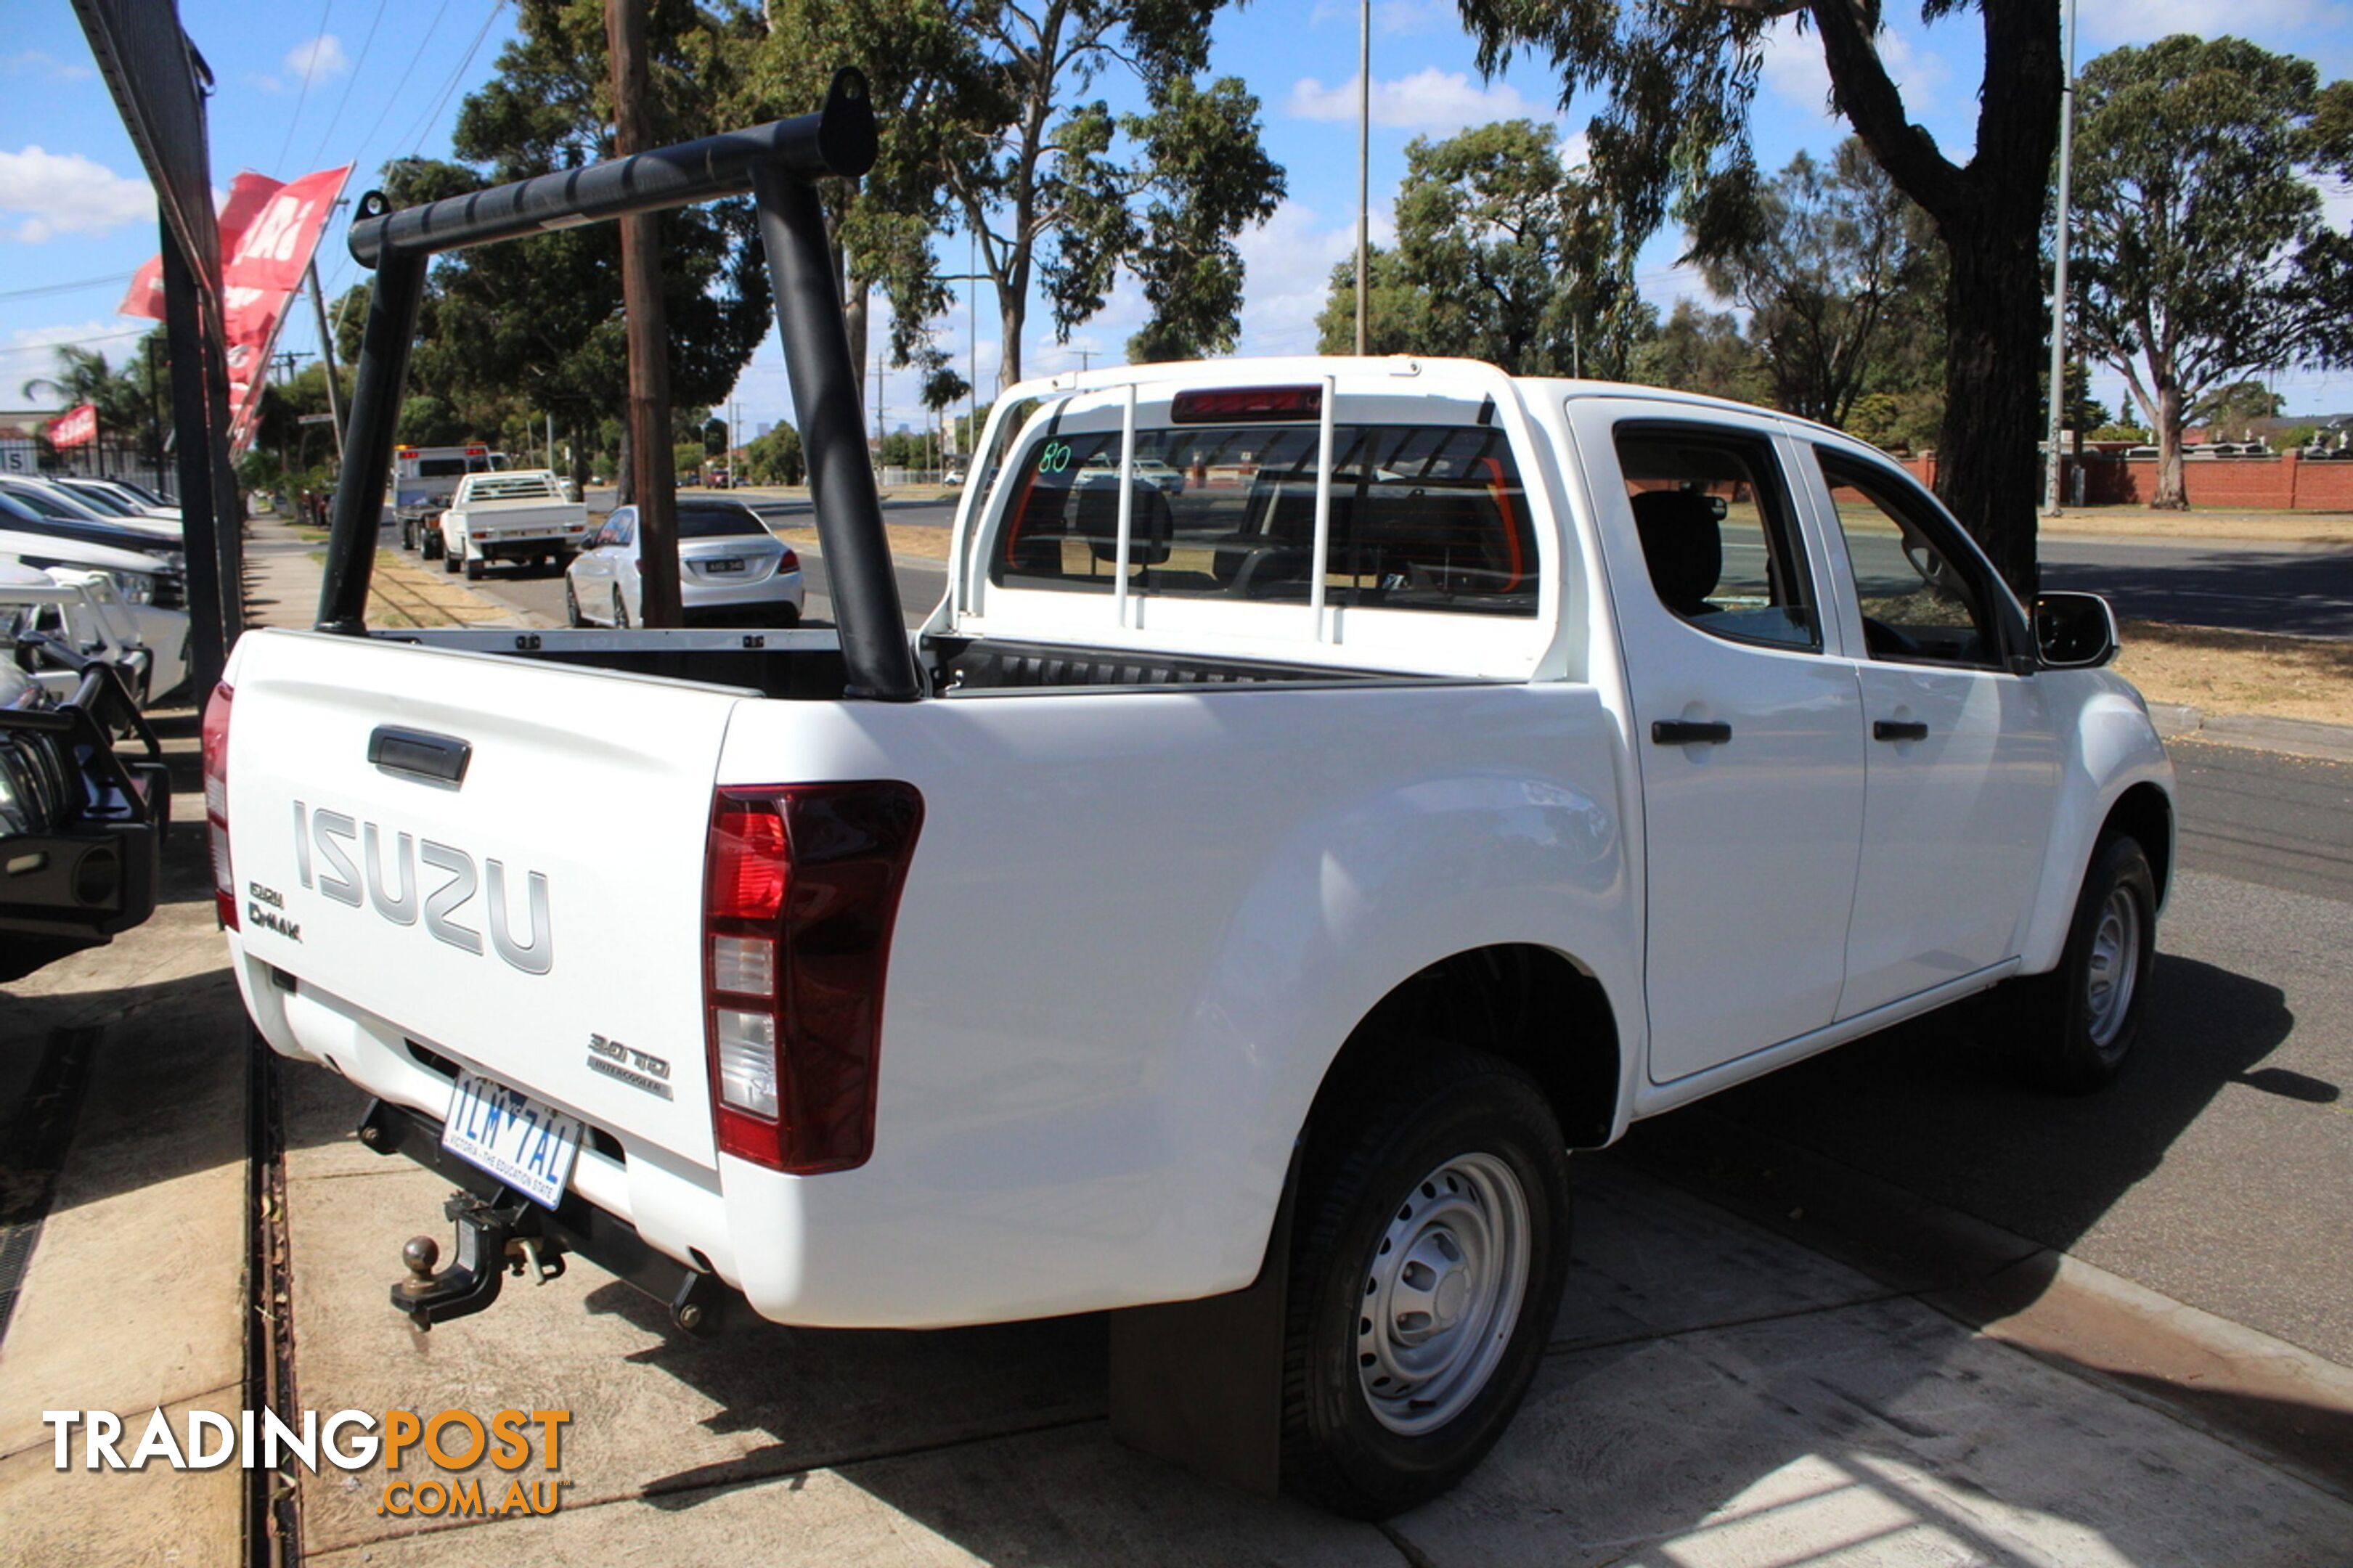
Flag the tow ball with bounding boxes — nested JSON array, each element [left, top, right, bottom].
[[391, 1191, 568, 1331]]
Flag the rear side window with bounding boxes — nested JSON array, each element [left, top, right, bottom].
[[419, 459, 468, 478], [677, 505, 766, 539], [1613, 423, 1819, 651], [988, 422, 1538, 618]]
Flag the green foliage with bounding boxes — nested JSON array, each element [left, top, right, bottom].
[[2072, 36, 2352, 503], [1701, 139, 1941, 429], [374, 0, 771, 490], [2089, 422, 2149, 442], [2188, 379, 2285, 439], [741, 422, 804, 485], [17, 335, 171, 467], [2277, 422, 2321, 449], [1315, 120, 1642, 376], [1630, 301, 1765, 403], [1843, 390, 1944, 454], [674, 441, 711, 478], [735, 1, 1280, 386]]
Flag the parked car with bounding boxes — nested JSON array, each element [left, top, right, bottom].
[[388, 444, 504, 547], [0, 492, 185, 608], [563, 497, 804, 626], [213, 356, 2171, 1520], [0, 477, 182, 544], [436, 469, 591, 577], [53, 475, 181, 521], [2, 564, 189, 706]]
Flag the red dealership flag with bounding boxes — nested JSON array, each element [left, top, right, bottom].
[[118, 173, 291, 322], [48, 404, 98, 449]]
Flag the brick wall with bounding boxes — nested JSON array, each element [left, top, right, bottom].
[[1891, 451, 2353, 510]]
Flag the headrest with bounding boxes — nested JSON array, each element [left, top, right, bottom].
[[1630, 489, 1723, 617]]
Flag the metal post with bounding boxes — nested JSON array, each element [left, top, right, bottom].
[[158, 224, 227, 694], [318, 242, 425, 632], [2044, 0, 2080, 515], [750, 160, 921, 701], [1354, 0, 1370, 356], [307, 259, 346, 463]]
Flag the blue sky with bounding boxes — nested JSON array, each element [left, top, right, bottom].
[[7, 0, 2353, 437]]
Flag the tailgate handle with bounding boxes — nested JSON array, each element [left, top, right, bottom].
[[369, 726, 473, 786]]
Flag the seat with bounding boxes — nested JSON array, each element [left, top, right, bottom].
[[1631, 490, 1724, 618], [1074, 481, 1174, 570]]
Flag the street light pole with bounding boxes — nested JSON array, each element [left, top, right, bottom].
[[1354, 0, 1370, 355], [2044, 0, 2081, 515]]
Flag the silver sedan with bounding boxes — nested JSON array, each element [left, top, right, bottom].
[[564, 499, 806, 627]]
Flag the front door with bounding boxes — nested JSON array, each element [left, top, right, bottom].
[[1588, 413, 1869, 1082], [1802, 446, 2062, 1016]]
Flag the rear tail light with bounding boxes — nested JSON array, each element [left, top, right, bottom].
[[777, 547, 799, 571], [200, 682, 235, 929], [702, 782, 925, 1174]]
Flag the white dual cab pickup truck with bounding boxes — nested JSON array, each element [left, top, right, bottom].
[[433, 469, 588, 578], [209, 358, 2172, 1516]]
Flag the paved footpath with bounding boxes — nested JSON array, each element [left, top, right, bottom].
[[5, 515, 2353, 1566]]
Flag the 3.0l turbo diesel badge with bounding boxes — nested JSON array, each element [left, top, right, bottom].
[[290, 800, 554, 974]]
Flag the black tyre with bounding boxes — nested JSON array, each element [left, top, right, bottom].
[[611, 589, 630, 629], [421, 528, 441, 560], [464, 551, 486, 581], [442, 538, 460, 573], [1281, 1047, 1570, 1519], [563, 576, 584, 628], [400, 518, 414, 550], [2007, 834, 2159, 1093]]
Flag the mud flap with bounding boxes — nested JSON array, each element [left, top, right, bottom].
[[1106, 1153, 1298, 1497]]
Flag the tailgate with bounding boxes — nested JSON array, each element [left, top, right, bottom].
[[224, 629, 742, 1168]]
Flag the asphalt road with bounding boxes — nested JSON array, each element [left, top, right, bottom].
[[2041, 535, 2353, 638]]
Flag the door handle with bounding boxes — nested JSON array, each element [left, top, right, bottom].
[[1652, 719, 1732, 746], [1873, 719, 1930, 743]]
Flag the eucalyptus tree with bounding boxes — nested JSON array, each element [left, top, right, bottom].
[[1700, 139, 1938, 430], [1460, 0, 2063, 592], [1313, 120, 1645, 376], [2071, 36, 2353, 507]]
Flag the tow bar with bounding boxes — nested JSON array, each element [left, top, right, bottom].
[[391, 1190, 566, 1330], [358, 1097, 731, 1336]]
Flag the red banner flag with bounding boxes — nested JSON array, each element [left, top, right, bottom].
[[48, 404, 98, 449], [119, 173, 291, 322]]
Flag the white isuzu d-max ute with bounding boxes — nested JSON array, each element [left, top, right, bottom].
[[208, 354, 2172, 1516]]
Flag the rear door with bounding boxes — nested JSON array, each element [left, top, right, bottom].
[[1575, 406, 1868, 1082], [224, 629, 744, 1167]]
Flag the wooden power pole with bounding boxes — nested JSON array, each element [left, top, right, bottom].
[[605, 0, 682, 626]]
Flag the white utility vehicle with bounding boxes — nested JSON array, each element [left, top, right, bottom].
[[433, 468, 590, 579], [237, 81, 2177, 1514], [389, 444, 503, 550], [212, 355, 2174, 1516]]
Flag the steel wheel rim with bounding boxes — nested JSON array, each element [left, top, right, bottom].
[[1356, 1151, 1532, 1436], [2086, 886, 2142, 1050]]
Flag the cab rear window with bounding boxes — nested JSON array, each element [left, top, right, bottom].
[[987, 422, 1537, 617]]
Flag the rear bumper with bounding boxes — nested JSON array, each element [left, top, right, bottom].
[[681, 567, 806, 621], [470, 529, 588, 560]]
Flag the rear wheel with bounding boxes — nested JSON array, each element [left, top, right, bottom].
[[563, 576, 584, 627], [2005, 834, 2158, 1093], [443, 534, 461, 573], [1281, 1046, 1570, 1519], [611, 588, 630, 629], [464, 547, 486, 581]]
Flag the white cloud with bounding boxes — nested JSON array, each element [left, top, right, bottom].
[[3, 322, 127, 380], [1759, 18, 1945, 123], [285, 34, 350, 82], [1290, 68, 1546, 134], [0, 147, 155, 242], [4, 50, 93, 81], [1231, 198, 1398, 356]]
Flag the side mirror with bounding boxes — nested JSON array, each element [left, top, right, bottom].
[[2035, 591, 2118, 669]]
